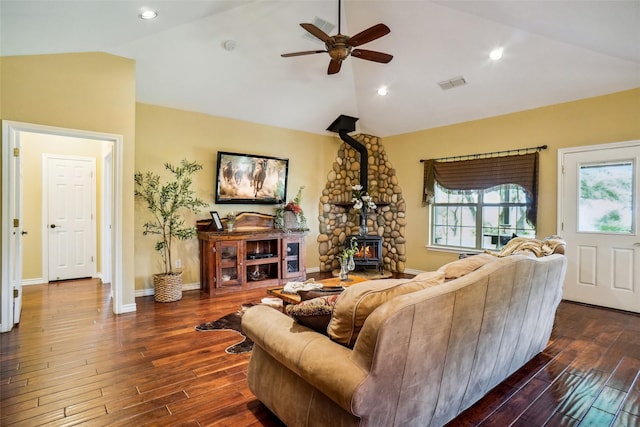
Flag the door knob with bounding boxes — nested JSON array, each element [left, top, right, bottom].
[[50, 224, 58, 229]]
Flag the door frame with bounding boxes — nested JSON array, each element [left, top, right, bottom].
[[557, 139, 640, 311], [42, 154, 97, 283], [2, 121, 126, 332]]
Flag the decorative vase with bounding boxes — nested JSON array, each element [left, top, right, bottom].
[[283, 211, 299, 231], [227, 223, 234, 232], [359, 207, 369, 236], [339, 258, 352, 282], [348, 254, 355, 271]]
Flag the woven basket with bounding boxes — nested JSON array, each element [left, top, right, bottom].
[[153, 272, 183, 303]]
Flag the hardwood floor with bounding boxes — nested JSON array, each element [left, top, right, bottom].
[[1, 277, 638, 426]]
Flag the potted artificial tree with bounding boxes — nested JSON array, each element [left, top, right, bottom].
[[135, 159, 207, 302]]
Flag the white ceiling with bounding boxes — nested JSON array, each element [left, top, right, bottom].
[[1, 0, 639, 137]]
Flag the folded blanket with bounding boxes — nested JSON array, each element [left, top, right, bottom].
[[282, 279, 322, 294]]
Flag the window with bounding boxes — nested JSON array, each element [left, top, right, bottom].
[[578, 161, 633, 234], [431, 183, 535, 250], [423, 151, 540, 251]]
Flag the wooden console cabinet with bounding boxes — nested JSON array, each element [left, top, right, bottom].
[[197, 212, 306, 296]]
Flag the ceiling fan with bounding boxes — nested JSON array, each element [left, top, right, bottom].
[[281, 0, 393, 75]]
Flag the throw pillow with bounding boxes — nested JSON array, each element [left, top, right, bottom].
[[286, 294, 340, 334], [298, 287, 344, 301], [437, 253, 497, 279], [327, 271, 445, 347]]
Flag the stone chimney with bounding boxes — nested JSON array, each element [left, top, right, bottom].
[[317, 133, 406, 273]]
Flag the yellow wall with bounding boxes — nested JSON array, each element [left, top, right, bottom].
[[21, 133, 104, 280], [1, 52, 137, 307], [2, 51, 638, 310], [385, 88, 640, 271], [135, 103, 337, 291]]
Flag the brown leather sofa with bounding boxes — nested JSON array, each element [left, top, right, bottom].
[[242, 253, 567, 426]]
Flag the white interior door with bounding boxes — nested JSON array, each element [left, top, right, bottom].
[[13, 147, 24, 324], [46, 155, 96, 281], [559, 141, 640, 313], [102, 150, 113, 288], [2, 125, 24, 329]]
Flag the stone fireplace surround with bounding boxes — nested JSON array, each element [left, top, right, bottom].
[[317, 134, 406, 273]]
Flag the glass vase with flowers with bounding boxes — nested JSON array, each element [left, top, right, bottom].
[[337, 237, 359, 281], [352, 184, 377, 235]]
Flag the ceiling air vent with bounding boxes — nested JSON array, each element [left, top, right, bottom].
[[438, 76, 467, 90], [303, 17, 335, 43]]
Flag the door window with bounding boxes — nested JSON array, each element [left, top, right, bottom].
[[578, 161, 634, 234]]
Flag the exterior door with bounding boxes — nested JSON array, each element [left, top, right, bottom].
[[46, 155, 96, 281], [559, 141, 640, 313]]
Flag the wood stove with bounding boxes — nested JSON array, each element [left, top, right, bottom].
[[347, 235, 383, 273]]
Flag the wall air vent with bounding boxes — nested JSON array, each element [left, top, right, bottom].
[[438, 76, 467, 90], [303, 17, 335, 43]]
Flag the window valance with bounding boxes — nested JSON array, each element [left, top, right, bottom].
[[423, 152, 539, 226]]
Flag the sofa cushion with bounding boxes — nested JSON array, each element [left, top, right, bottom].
[[286, 294, 340, 333], [437, 253, 497, 279], [327, 271, 445, 347]]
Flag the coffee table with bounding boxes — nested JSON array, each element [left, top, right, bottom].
[[267, 276, 368, 306]]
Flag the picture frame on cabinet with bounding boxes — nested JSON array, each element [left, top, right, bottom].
[[210, 211, 223, 231]]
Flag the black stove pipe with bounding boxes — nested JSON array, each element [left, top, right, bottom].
[[327, 115, 368, 193]]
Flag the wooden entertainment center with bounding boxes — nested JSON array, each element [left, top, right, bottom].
[[197, 212, 307, 296]]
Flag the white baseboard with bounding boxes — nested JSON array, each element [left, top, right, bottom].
[[119, 303, 137, 313], [135, 281, 201, 298], [22, 278, 45, 286], [306, 266, 320, 273]]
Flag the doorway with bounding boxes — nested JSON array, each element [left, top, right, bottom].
[[2, 121, 126, 333], [558, 140, 640, 313]]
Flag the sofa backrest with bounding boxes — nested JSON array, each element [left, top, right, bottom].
[[350, 254, 567, 427]]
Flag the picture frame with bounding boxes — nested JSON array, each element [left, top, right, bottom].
[[210, 211, 223, 231], [215, 151, 289, 204]]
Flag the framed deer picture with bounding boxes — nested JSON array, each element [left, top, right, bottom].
[[215, 151, 289, 204]]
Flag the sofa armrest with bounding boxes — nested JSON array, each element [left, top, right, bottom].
[[242, 304, 368, 413]]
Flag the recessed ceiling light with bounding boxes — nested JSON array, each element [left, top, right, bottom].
[[377, 86, 388, 96], [489, 47, 504, 61], [139, 10, 158, 20]]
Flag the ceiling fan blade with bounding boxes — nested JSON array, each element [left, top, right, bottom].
[[328, 59, 342, 75], [348, 23, 390, 47], [300, 23, 332, 43], [351, 49, 393, 63], [281, 50, 326, 58]]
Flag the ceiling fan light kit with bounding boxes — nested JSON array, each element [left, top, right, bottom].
[[281, 0, 393, 75]]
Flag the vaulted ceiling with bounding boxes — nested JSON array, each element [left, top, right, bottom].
[[2, 0, 639, 137]]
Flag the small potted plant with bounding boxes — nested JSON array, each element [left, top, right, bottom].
[[135, 159, 207, 302], [226, 211, 237, 232]]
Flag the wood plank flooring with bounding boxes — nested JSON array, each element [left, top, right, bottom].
[[1, 277, 639, 426]]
